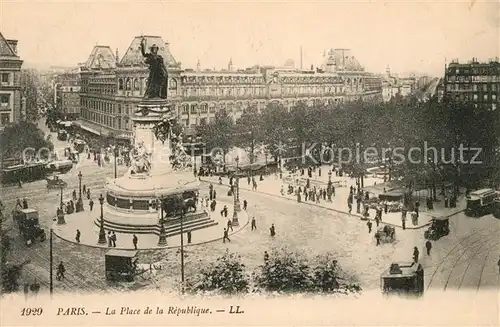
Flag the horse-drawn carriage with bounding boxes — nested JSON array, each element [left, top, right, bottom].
[[46, 174, 68, 190], [375, 225, 396, 244], [424, 217, 449, 240], [12, 208, 46, 246]]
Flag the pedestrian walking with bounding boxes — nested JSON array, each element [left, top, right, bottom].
[[89, 199, 94, 211], [375, 215, 380, 227], [187, 230, 192, 244], [251, 216, 257, 230], [87, 189, 91, 200], [227, 219, 233, 232], [56, 261, 66, 280], [264, 251, 269, 263], [413, 246, 419, 263], [375, 232, 381, 246], [75, 229, 81, 243], [107, 231, 112, 247], [223, 228, 231, 243], [348, 202, 352, 214], [367, 220, 372, 233], [270, 224, 276, 237], [83, 184, 86, 194], [111, 232, 117, 247], [213, 190, 217, 199], [243, 200, 247, 210], [425, 240, 432, 255], [132, 234, 138, 249]]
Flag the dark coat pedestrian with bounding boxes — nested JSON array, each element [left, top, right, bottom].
[[187, 231, 192, 244], [375, 232, 380, 246], [413, 247, 419, 263], [367, 220, 372, 233], [251, 216, 256, 230], [425, 240, 432, 255], [89, 199, 94, 211], [270, 224, 276, 237], [223, 228, 231, 243], [111, 232, 117, 247], [75, 229, 81, 243], [243, 200, 247, 210], [133, 234, 138, 249]]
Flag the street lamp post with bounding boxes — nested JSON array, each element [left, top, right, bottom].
[[158, 198, 167, 246], [179, 197, 186, 293], [76, 171, 84, 212], [57, 184, 66, 224], [232, 156, 241, 226], [97, 194, 107, 244], [78, 171, 82, 199]]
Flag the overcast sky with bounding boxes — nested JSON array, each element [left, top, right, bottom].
[[1, 0, 498, 76]]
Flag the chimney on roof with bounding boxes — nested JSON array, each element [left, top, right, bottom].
[[228, 58, 233, 72], [6, 39, 18, 55], [196, 59, 201, 72]]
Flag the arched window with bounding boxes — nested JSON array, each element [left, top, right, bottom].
[[169, 78, 177, 89], [126, 78, 132, 90]]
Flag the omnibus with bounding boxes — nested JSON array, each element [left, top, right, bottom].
[[465, 188, 497, 217]]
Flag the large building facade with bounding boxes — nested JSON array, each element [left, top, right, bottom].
[[55, 69, 81, 120], [443, 58, 499, 111], [0, 32, 23, 129], [78, 36, 383, 141]]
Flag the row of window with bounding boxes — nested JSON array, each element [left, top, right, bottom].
[[447, 75, 499, 83], [80, 108, 130, 130], [117, 78, 178, 91], [446, 83, 498, 92], [450, 93, 498, 102], [449, 67, 499, 75]]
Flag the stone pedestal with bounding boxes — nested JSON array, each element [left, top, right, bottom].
[[97, 98, 218, 236]]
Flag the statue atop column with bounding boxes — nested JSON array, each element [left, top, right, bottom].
[[140, 37, 169, 99]]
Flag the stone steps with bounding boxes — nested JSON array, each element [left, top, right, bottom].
[[93, 211, 219, 236]]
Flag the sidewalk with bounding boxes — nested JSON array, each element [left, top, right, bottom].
[[201, 170, 466, 230], [52, 199, 249, 250]]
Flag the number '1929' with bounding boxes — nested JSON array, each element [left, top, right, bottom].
[[21, 308, 43, 316]]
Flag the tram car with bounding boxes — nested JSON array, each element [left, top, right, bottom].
[[105, 249, 138, 282], [380, 262, 424, 296], [13, 208, 46, 246], [1, 162, 47, 185], [465, 188, 496, 217]]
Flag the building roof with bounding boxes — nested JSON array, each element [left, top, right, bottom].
[[120, 36, 177, 67], [105, 249, 138, 257], [0, 32, 18, 57], [323, 48, 364, 72], [84, 46, 116, 70]]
